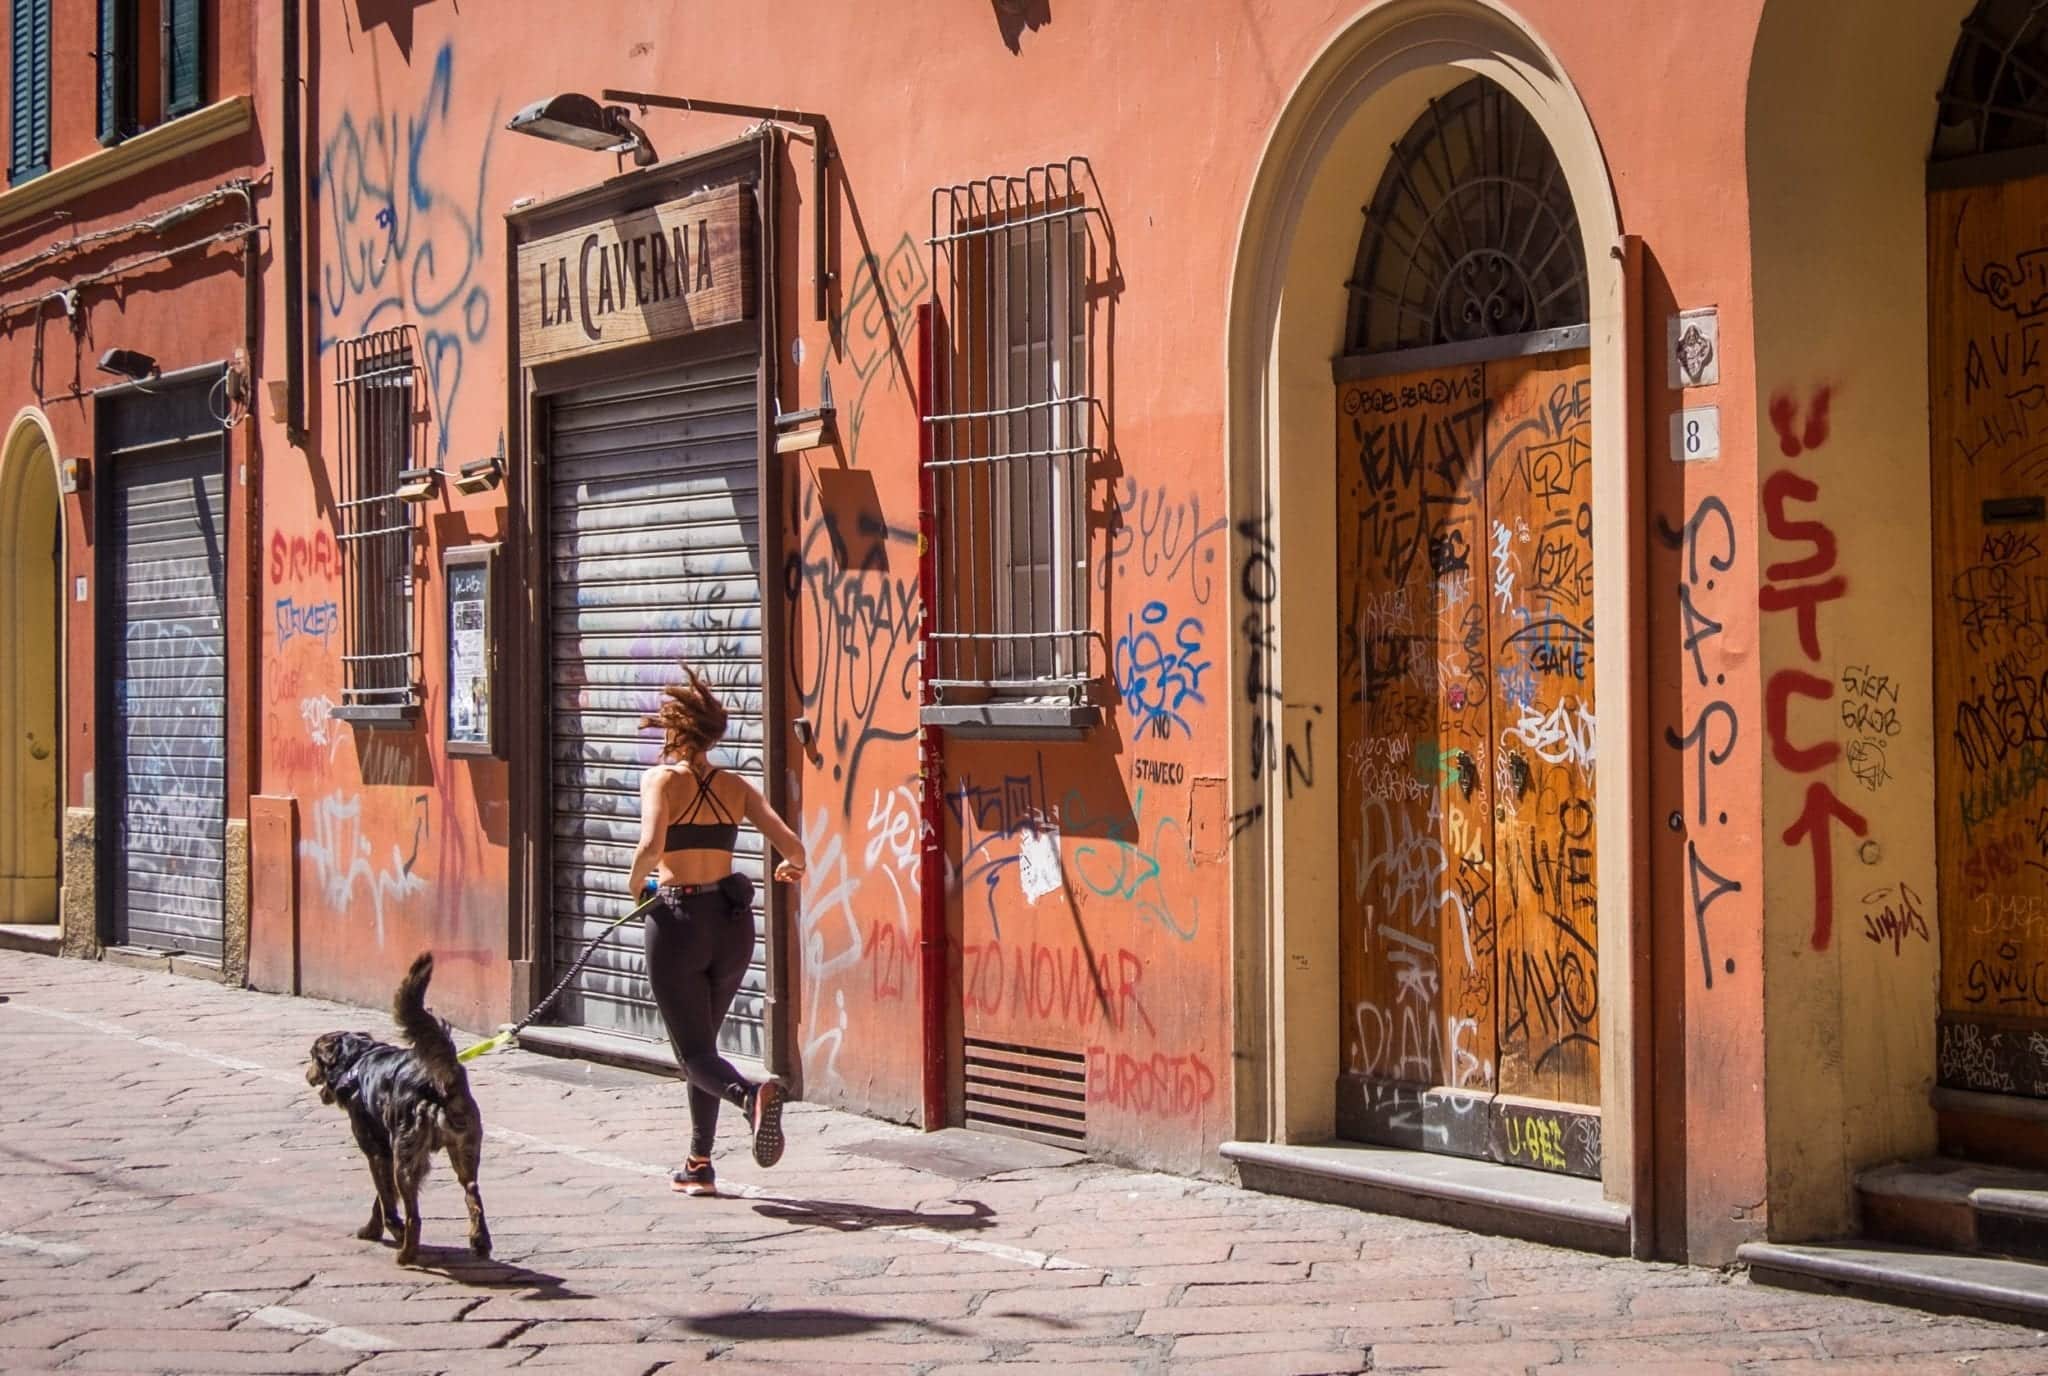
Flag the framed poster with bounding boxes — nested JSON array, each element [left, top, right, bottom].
[[444, 543, 499, 757]]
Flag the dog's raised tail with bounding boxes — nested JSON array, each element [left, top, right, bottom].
[[394, 951, 462, 1090]]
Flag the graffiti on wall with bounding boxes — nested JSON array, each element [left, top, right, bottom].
[[1761, 385, 1867, 953], [319, 41, 495, 456], [829, 234, 928, 461], [1233, 512, 1320, 838], [783, 486, 920, 814], [1660, 495, 1744, 987], [299, 792, 430, 946], [1102, 479, 1227, 607], [1112, 600, 1211, 741]]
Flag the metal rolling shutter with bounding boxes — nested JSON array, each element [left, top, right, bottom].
[[547, 350, 766, 1058], [110, 443, 227, 960]]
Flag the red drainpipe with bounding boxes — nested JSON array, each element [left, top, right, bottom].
[[915, 301, 950, 1130]]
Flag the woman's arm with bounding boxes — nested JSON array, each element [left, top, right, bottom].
[[626, 768, 667, 897], [739, 779, 807, 882]]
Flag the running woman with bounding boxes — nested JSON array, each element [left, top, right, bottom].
[[626, 665, 807, 1197]]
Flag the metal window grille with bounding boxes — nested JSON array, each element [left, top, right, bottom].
[[1345, 76, 1587, 357], [927, 158, 1100, 699], [334, 327, 423, 711], [1935, 0, 2048, 160]]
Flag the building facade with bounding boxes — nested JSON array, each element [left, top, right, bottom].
[[0, 0, 264, 982], [16, 0, 2048, 1270]]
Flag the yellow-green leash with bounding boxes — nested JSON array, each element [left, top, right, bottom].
[[458, 891, 660, 1063]]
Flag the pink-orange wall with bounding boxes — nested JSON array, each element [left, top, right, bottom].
[[258, 0, 1784, 1250]]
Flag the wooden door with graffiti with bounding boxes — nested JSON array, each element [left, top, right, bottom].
[[1931, 175, 2048, 1107], [1336, 351, 1600, 1178]]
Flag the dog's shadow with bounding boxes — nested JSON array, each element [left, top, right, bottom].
[[400, 1247, 587, 1296], [748, 1196, 995, 1234]]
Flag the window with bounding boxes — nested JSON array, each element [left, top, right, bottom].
[[927, 159, 1101, 733], [334, 328, 422, 721], [1345, 76, 1586, 357], [1935, 0, 2048, 162], [8, 0, 49, 184], [97, 0, 204, 147]]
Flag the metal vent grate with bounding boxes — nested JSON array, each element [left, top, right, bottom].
[[963, 1037, 1086, 1147]]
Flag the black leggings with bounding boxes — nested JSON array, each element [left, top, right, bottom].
[[643, 875, 758, 1157]]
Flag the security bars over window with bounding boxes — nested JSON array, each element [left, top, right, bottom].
[[926, 158, 1100, 703], [334, 327, 423, 716]]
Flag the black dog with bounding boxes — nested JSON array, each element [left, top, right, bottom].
[[305, 952, 490, 1265]]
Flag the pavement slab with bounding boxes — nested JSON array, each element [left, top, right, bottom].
[[1, 950, 2045, 1373]]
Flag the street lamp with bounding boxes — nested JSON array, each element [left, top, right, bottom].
[[508, 86, 834, 321], [505, 93, 658, 167]]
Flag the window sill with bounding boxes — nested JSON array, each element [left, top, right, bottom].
[[0, 95, 252, 233], [921, 702, 1101, 740], [332, 703, 421, 728]]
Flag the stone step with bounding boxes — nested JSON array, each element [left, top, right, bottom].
[[0, 924, 60, 957], [1220, 1139, 1630, 1256], [1858, 1157, 2048, 1260], [1741, 1241, 2048, 1329]]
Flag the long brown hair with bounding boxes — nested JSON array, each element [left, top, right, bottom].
[[641, 665, 728, 763]]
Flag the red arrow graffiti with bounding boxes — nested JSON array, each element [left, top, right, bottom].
[[1781, 781, 1869, 952]]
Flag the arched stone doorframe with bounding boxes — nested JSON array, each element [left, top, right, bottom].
[[0, 406, 65, 926], [1223, 0, 1644, 1215]]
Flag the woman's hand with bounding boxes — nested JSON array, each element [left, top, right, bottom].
[[774, 859, 806, 884]]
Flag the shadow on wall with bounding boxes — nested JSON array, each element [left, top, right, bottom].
[[352, 0, 438, 62], [992, 0, 1052, 53]]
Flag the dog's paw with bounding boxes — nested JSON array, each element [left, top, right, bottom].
[[469, 1229, 492, 1260], [356, 1221, 384, 1241], [394, 1244, 418, 1267]]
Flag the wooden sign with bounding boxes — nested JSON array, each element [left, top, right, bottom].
[[517, 183, 754, 366]]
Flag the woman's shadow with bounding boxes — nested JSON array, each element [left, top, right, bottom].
[[748, 1196, 995, 1234]]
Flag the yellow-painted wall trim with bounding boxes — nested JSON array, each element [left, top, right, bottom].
[[0, 407, 62, 923], [0, 97, 253, 233]]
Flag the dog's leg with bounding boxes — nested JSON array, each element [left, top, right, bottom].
[[391, 1150, 422, 1267], [360, 1146, 401, 1241], [450, 1136, 491, 1259]]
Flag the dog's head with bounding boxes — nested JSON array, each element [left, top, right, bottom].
[[305, 1031, 379, 1107]]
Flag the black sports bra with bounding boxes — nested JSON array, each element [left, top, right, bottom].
[[663, 766, 740, 852]]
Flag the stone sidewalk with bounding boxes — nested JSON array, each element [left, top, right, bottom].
[[1, 951, 2044, 1375]]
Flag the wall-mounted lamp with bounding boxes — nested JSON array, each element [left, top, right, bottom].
[[774, 405, 838, 454], [506, 93, 657, 167], [454, 453, 504, 495], [58, 457, 88, 495], [98, 348, 158, 382], [395, 465, 442, 503]]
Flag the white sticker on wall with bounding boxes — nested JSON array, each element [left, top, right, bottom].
[[1671, 406, 1721, 462], [1017, 824, 1065, 904], [74, 576, 87, 602], [1669, 307, 1720, 388]]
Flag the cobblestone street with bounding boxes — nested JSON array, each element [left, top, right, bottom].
[[1, 950, 2044, 1374]]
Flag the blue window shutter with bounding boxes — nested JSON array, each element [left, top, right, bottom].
[[9, 0, 30, 179], [97, 0, 125, 146], [165, 0, 201, 119], [10, 0, 49, 183]]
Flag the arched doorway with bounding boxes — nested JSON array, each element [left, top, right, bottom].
[[1928, 1, 2048, 1153], [1335, 74, 1600, 1175], [1222, 0, 1639, 1221], [0, 412, 62, 925]]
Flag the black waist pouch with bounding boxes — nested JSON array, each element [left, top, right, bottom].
[[718, 872, 756, 913]]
